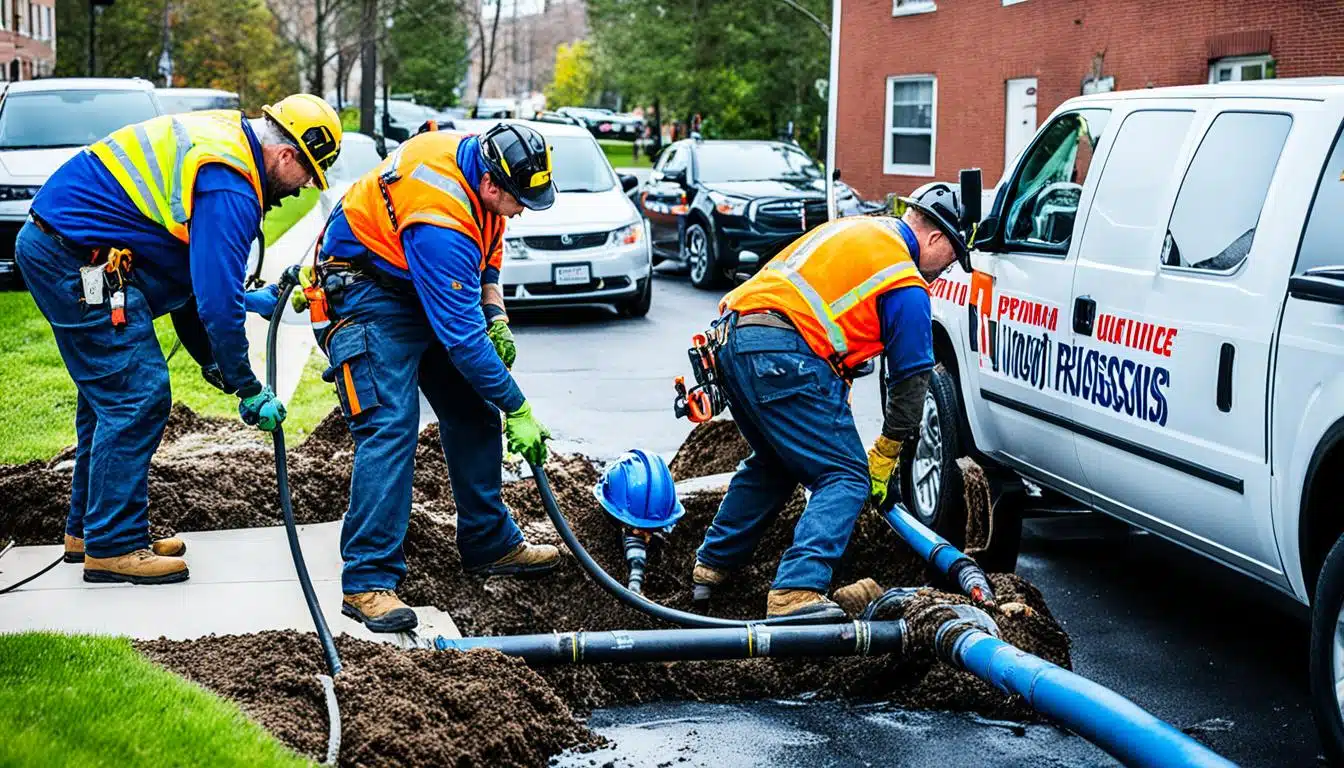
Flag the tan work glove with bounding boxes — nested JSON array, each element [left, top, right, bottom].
[[866, 435, 902, 506]]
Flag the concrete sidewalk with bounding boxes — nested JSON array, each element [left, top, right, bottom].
[[0, 521, 458, 649]]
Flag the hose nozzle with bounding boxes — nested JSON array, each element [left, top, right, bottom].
[[623, 532, 648, 595]]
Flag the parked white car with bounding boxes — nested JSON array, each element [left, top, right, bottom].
[[908, 77, 1344, 759], [0, 77, 161, 280], [491, 119, 653, 317]]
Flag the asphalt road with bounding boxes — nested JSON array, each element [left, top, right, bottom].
[[497, 271, 1322, 767]]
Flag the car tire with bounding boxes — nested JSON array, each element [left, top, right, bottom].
[[683, 221, 727, 290], [619, 274, 653, 318], [898, 364, 967, 547], [1310, 532, 1344, 764]]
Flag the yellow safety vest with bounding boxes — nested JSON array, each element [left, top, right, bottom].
[[89, 110, 265, 243]]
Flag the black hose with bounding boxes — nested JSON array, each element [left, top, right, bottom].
[[268, 279, 342, 677], [0, 554, 62, 595], [529, 462, 819, 629]]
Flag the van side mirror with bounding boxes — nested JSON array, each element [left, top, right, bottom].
[[959, 168, 982, 231]]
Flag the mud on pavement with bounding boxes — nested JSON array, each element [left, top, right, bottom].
[[6, 405, 1072, 766]]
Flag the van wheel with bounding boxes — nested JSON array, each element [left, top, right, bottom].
[[899, 364, 967, 547], [1310, 532, 1344, 764]]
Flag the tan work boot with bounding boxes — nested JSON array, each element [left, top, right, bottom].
[[832, 578, 884, 616], [766, 589, 846, 623], [468, 541, 560, 577], [691, 561, 728, 604], [342, 590, 418, 633], [64, 535, 187, 563], [83, 549, 189, 585]]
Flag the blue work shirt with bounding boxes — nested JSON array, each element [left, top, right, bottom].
[[876, 218, 934, 383], [321, 135, 521, 412], [31, 115, 269, 396]]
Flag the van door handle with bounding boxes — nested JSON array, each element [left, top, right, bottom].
[[1217, 343, 1235, 412], [1073, 296, 1097, 336]]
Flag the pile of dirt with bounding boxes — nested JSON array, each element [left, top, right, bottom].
[[12, 403, 1074, 764], [136, 631, 599, 767], [667, 418, 751, 480]]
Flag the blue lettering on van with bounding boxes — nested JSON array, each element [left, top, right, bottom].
[[1052, 342, 1171, 427]]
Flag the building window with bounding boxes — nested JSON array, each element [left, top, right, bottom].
[[892, 0, 936, 18], [1210, 54, 1274, 83], [884, 75, 935, 176]]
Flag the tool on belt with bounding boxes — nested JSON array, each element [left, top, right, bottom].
[[672, 321, 729, 423], [75, 246, 133, 330]]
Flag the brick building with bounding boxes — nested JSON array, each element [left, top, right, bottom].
[[834, 0, 1344, 201], [0, 0, 55, 82], [466, 0, 587, 103]]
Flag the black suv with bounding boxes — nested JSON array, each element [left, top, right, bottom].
[[638, 138, 869, 289]]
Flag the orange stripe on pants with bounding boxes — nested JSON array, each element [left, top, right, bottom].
[[342, 362, 362, 415]]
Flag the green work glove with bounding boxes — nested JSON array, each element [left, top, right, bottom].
[[504, 401, 550, 466], [239, 386, 288, 432], [487, 318, 516, 369], [289, 265, 317, 312], [867, 435, 902, 507]]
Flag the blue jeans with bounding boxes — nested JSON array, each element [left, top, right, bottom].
[[322, 278, 524, 594], [15, 220, 171, 558], [695, 316, 869, 592]]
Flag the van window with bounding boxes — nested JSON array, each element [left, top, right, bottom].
[[1079, 110, 1194, 270], [1001, 108, 1110, 254], [1162, 112, 1292, 273], [1295, 122, 1344, 275]]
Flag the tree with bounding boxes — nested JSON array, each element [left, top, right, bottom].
[[544, 40, 594, 109], [385, 0, 469, 108], [266, 0, 357, 99], [55, 0, 300, 110], [472, 0, 505, 103]]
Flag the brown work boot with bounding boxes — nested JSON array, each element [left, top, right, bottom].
[[83, 549, 189, 585], [691, 561, 728, 603], [766, 589, 846, 623], [65, 535, 187, 562], [342, 590, 418, 633], [468, 542, 560, 577], [832, 578, 884, 616]]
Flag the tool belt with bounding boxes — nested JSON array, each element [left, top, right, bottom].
[[32, 212, 135, 330]]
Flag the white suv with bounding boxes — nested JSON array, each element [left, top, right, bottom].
[[905, 78, 1344, 758], [0, 77, 161, 280]]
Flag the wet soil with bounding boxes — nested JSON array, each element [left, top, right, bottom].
[[136, 631, 599, 767], [10, 404, 1073, 765], [667, 418, 751, 480]]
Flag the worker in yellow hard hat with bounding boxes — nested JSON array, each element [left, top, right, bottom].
[[15, 93, 342, 587]]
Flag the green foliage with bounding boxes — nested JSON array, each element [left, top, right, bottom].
[[546, 40, 597, 109], [385, 0, 470, 109], [588, 0, 829, 151], [55, 0, 300, 111], [340, 107, 361, 133], [0, 633, 309, 768]]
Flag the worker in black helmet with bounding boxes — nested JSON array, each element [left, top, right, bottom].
[[302, 121, 558, 633]]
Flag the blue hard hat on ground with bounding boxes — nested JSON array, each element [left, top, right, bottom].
[[594, 449, 686, 530]]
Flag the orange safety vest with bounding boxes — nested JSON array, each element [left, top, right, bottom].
[[342, 131, 504, 275], [721, 216, 929, 374]]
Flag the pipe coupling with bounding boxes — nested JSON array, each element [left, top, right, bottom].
[[933, 605, 999, 664]]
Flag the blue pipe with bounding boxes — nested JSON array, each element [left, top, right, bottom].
[[948, 629, 1237, 767], [881, 504, 995, 607]]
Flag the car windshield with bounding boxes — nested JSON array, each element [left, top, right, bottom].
[[157, 92, 240, 114], [695, 143, 822, 183], [326, 137, 385, 185], [549, 135, 616, 193], [0, 90, 159, 149]]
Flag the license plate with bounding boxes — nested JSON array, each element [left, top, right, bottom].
[[554, 264, 591, 285]]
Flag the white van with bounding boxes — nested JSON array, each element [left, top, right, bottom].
[[905, 77, 1344, 758]]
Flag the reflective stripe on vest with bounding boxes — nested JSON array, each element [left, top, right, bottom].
[[90, 111, 263, 243], [722, 216, 928, 372], [343, 131, 501, 273]]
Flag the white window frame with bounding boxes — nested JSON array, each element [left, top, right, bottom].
[[1209, 54, 1273, 84], [884, 74, 936, 177], [891, 0, 936, 18], [1002, 0, 1030, 5]]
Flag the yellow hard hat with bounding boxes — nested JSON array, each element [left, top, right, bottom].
[[261, 94, 342, 190]]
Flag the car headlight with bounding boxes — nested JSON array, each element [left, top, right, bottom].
[[504, 237, 528, 260], [708, 191, 748, 217], [0, 185, 42, 201], [610, 222, 644, 246]]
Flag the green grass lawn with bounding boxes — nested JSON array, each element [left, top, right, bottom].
[[0, 291, 337, 465], [0, 633, 311, 768], [599, 139, 653, 169], [262, 187, 321, 246]]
